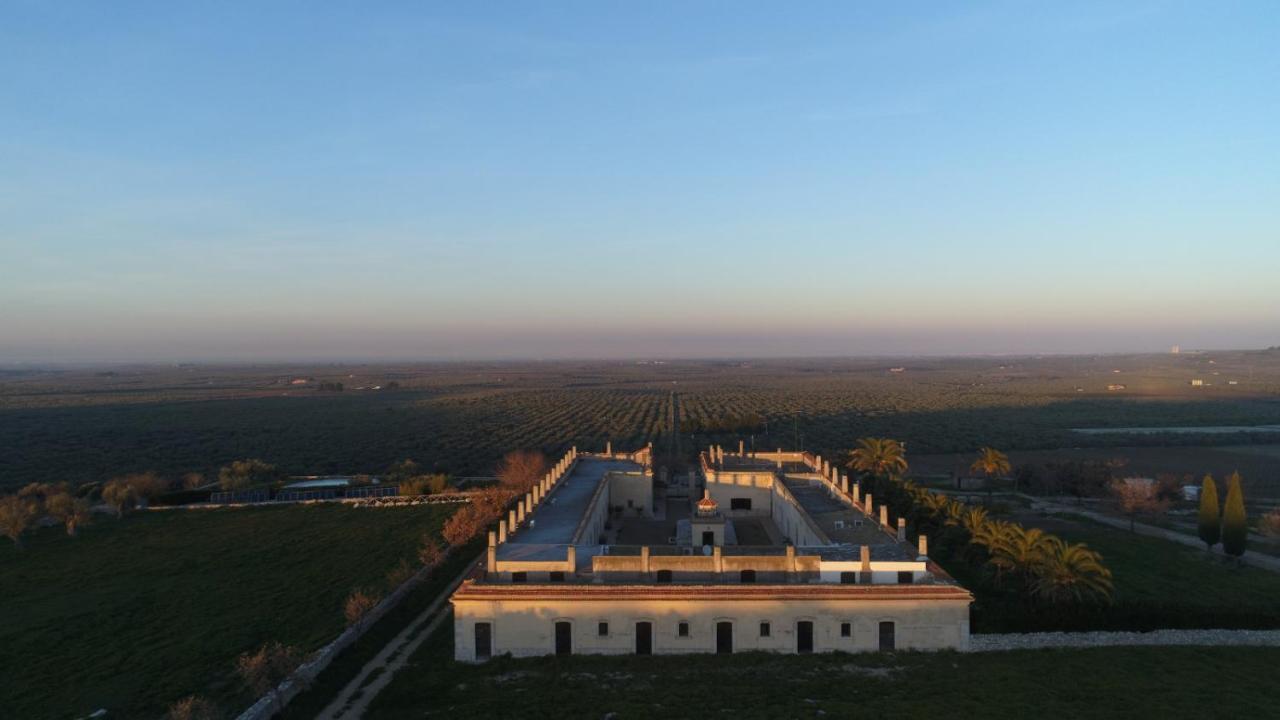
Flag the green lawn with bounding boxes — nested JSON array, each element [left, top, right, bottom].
[[951, 510, 1280, 632], [367, 621, 1280, 719], [0, 503, 456, 719]]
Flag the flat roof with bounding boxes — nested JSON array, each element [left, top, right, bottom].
[[505, 457, 642, 546]]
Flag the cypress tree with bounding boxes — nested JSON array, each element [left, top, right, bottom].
[[1197, 474, 1220, 550], [1221, 471, 1248, 557]]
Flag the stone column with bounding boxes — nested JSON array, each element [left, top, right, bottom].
[[897, 518, 906, 541], [918, 534, 929, 559]]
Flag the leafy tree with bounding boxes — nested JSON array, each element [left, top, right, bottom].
[[1110, 478, 1170, 532], [385, 459, 421, 485], [124, 472, 170, 508], [218, 459, 281, 491], [1221, 471, 1248, 557], [0, 494, 39, 548], [101, 478, 135, 518], [45, 492, 92, 536], [496, 450, 548, 492], [1197, 474, 1220, 550]]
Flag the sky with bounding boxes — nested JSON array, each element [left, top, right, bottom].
[[2, 1, 1278, 362]]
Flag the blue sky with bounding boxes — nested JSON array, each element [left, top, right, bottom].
[[2, 1, 1278, 361]]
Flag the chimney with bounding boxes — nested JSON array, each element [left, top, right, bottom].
[[713, 545, 723, 574], [641, 545, 651, 575], [860, 545, 871, 573], [918, 534, 929, 559], [879, 504, 889, 528], [738, 440, 744, 455], [498, 520, 507, 544], [566, 545, 576, 575], [487, 545, 497, 576], [897, 518, 906, 542], [488, 530, 496, 548], [865, 493, 873, 518], [786, 544, 796, 574]]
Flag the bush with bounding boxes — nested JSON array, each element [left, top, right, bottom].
[[218, 459, 281, 491], [344, 589, 381, 626], [166, 695, 221, 720], [399, 474, 449, 496], [235, 641, 302, 696]]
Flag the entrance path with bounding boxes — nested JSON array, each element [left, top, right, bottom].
[[1021, 495, 1280, 574], [315, 554, 481, 720], [971, 628, 1280, 652]]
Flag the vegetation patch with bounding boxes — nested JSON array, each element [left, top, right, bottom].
[[0, 503, 456, 719]]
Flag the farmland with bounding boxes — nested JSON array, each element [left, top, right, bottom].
[[0, 503, 456, 720], [4, 351, 1280, 492]]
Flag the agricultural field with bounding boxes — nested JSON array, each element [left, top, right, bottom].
[[0, 503, 456, 720], [3, 351, 1280, 491], [366, 623, 1280, 719]]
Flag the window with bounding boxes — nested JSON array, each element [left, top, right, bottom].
[[897, 571, 914, 585], [859, 571, 873, 584], [759, 621, 771, 637], [598, 622, 609, 637], [475, 622, 492, 660], [740, 569, 756, 583], [657, 569, 673, 583], [511, 571, 527, 583], [840, 622, 852, 638], [840, 571, 857, 584], [730, 498, 752, 511], [678, 621, 690, 637], [549, 571, 565, 582]]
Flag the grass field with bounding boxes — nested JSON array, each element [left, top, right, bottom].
[[0, 503, 456, 720], [366, 622, 1280, 719]]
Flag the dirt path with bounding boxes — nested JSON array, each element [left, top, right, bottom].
[[314, 555, 480, 720], [1024, 495, 1280, 574], [970, 628, 1280, 651]]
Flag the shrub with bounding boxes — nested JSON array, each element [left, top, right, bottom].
[[166, 695, 221, 720], [418, 538, 445, 569], [1260, 508, 1280, 538], [182, 472, 207, 491], [399, 474, 449, 496], [45, 492, 91, 536], [217, 459, 280, 491], [344, 589, 381, 626], [234, 641, 302, 697], [386, 558, 416, 587]]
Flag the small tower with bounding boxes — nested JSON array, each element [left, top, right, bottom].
[[691, 489, 726, 549]]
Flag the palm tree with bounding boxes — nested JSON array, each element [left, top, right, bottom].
[[987, 525, 1055, 583], [1030, 538, 1114, 604], [970, 447, 1011, 501], [848, 438, 908, 496]]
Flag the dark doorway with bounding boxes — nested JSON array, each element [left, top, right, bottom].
[[701, 531, 715, 546], [555, 621, 572, 656], [716, 621, 733, 654], [740, 569, 756, 583], [878, 621, 895, 651], [474, 622, 492, 660], [797, 621, 814, 653], [730, 498, 752, 511], [636, 621, 653, 655]]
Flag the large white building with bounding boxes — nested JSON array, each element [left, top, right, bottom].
[[451, 444, 971, 660]]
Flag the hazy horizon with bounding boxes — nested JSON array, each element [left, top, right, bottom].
[[4, 2, 1278, 363]]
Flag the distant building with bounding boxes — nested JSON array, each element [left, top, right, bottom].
[[888, 367, 906, 374], [1107, 384, 1127, 391], [1171, 345, 1181, 354], [1190, 379, 1204, 387]]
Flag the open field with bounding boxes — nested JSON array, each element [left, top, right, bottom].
[[0, 503, 456, 720], [366, 622, 1280, 719], [4, 352, 1280, 491], [914, 444, 1280, 498]]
